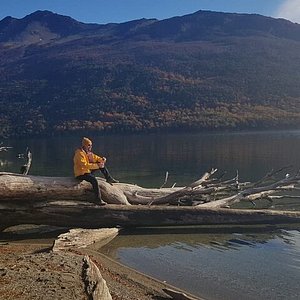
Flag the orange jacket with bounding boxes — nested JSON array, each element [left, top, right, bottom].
[[73, 148, 104, 177]]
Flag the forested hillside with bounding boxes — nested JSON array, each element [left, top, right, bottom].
[[1, 10, 300, 137]]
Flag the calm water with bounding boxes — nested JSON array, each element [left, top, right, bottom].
[[1, 130, 300, 299], [100, 225, 300, 300]]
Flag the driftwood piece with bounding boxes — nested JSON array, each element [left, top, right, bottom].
[[51, 228, 114, 300], [160, 171, 169, 189], [1, 167, 300, 230], [163, 288, 200, 300], [0, 170, 247, 208], [0, 146, 12, 152], [201, 172, 300, 208], [125, 168, 300, 208], [52, 228, 120, 252], [20, 148, 32, 175], [0, 172, 130, 205], [1, 202, 300, 228], [82, 255, 113, 300], [126, 168, 218, 206]]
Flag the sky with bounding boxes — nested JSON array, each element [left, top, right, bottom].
[[0, 0, 299, 24]]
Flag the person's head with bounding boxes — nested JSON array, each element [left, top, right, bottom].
[[82, 137, 92, 152]]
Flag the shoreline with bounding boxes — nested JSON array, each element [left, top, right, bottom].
[[82, 245, 202, 300], [0, 226, 202, 300]]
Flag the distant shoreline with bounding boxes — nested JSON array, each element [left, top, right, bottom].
[[2, 126, 300, 140]]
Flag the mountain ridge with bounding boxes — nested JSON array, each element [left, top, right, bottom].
[[0, 10, 300, 137], [1, 10, 300, 44]]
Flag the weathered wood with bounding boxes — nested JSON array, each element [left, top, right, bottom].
[[2, 169, 300, 208], [0, 173, 192, 204], [82, 255, 112, 300], [51, 229, 114, 300], [1, 202, 300, 228], [0, 171, 220, 206], [52, 228, 120, 252], [138, 168, 218, 205], [52, 228, 113, 300], [0, 172, 130, 205], [1, 171, 300, 228], [163, 288, 200, 300], [20, 149, 32, 175], [0, 146, 12, 152], [201, 173, 300, 208], [0, 172, 191, 206]]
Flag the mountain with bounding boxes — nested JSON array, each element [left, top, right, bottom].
[[0, 10, 102, 43], [0, 10, 300, 137]]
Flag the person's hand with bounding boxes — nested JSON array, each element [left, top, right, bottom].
[[98, 157, 106, 168], [98, 161, 105, 168]]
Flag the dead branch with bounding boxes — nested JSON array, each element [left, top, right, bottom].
[[160, 171, 169, 189], [20, 148, 32, 175], [251, 166, 292, 188], [145, 168, 218, 205], [201, 172, 300, 208], [0, 146, 12, 152], [266, 195, 300, 200], [1, 167, 300, 210]]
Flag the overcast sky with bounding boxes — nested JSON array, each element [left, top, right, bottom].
[[0, 0, 299, 24]]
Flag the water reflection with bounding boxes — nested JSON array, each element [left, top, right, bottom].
[[99, 226, 300, 300], [0, 158, 12, 167], [99, 225, 300, 254], [2, 131, 300, 299], [2, 130, 300, 186]]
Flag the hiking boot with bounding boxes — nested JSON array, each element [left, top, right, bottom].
[[100, 167, 119, 184], [106, 177, 119, 184], [92, 198, 107, 206], [96, 198, 107, 206]]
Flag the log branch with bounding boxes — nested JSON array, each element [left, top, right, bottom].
[[1, 167, 300, 227], [201, 172, 300, 208], [160, 171, 169, 189], [0, 142, 12, 152], [1, 203, 300, 228], [20, 148, 32, 175], [1, 167, 300, 210]]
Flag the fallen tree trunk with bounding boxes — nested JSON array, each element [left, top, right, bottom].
[[0, 172, 188, 206], [1, 202, 300, 228], [1, 170, 300, 229], [0, 172, 131, 205], [1, 169, 300, 208]]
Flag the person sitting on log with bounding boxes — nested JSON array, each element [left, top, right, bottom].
[[73, 137, 119, 206]]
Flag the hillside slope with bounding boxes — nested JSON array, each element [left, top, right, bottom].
[[0, 10, 300, 137]]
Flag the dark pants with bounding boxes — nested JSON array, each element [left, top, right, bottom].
[[96, 166, 112, 180], [76, 173, 101, 200], [76, 167, 112, 201]]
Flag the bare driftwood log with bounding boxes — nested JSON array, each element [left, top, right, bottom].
[[1, 168, 300, 228], [52, 229, 115, 300], [0, 172, 130, 205], [201, 169, 300, 208], [20, 148, 32, 175], [163, 288, 199, 300], [52, 228, 120, 252], [1, 202, 300, 228], [82, 255, 112, 300], [0, 142, 12, 152], [1, 167, 300, 208]]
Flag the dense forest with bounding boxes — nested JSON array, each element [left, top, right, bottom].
[[0, 10, 300, 137]]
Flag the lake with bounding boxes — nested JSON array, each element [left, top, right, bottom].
[[1, 130, 300, 299]]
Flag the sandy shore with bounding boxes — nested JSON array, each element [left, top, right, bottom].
[[0, 226, 201, 300]]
